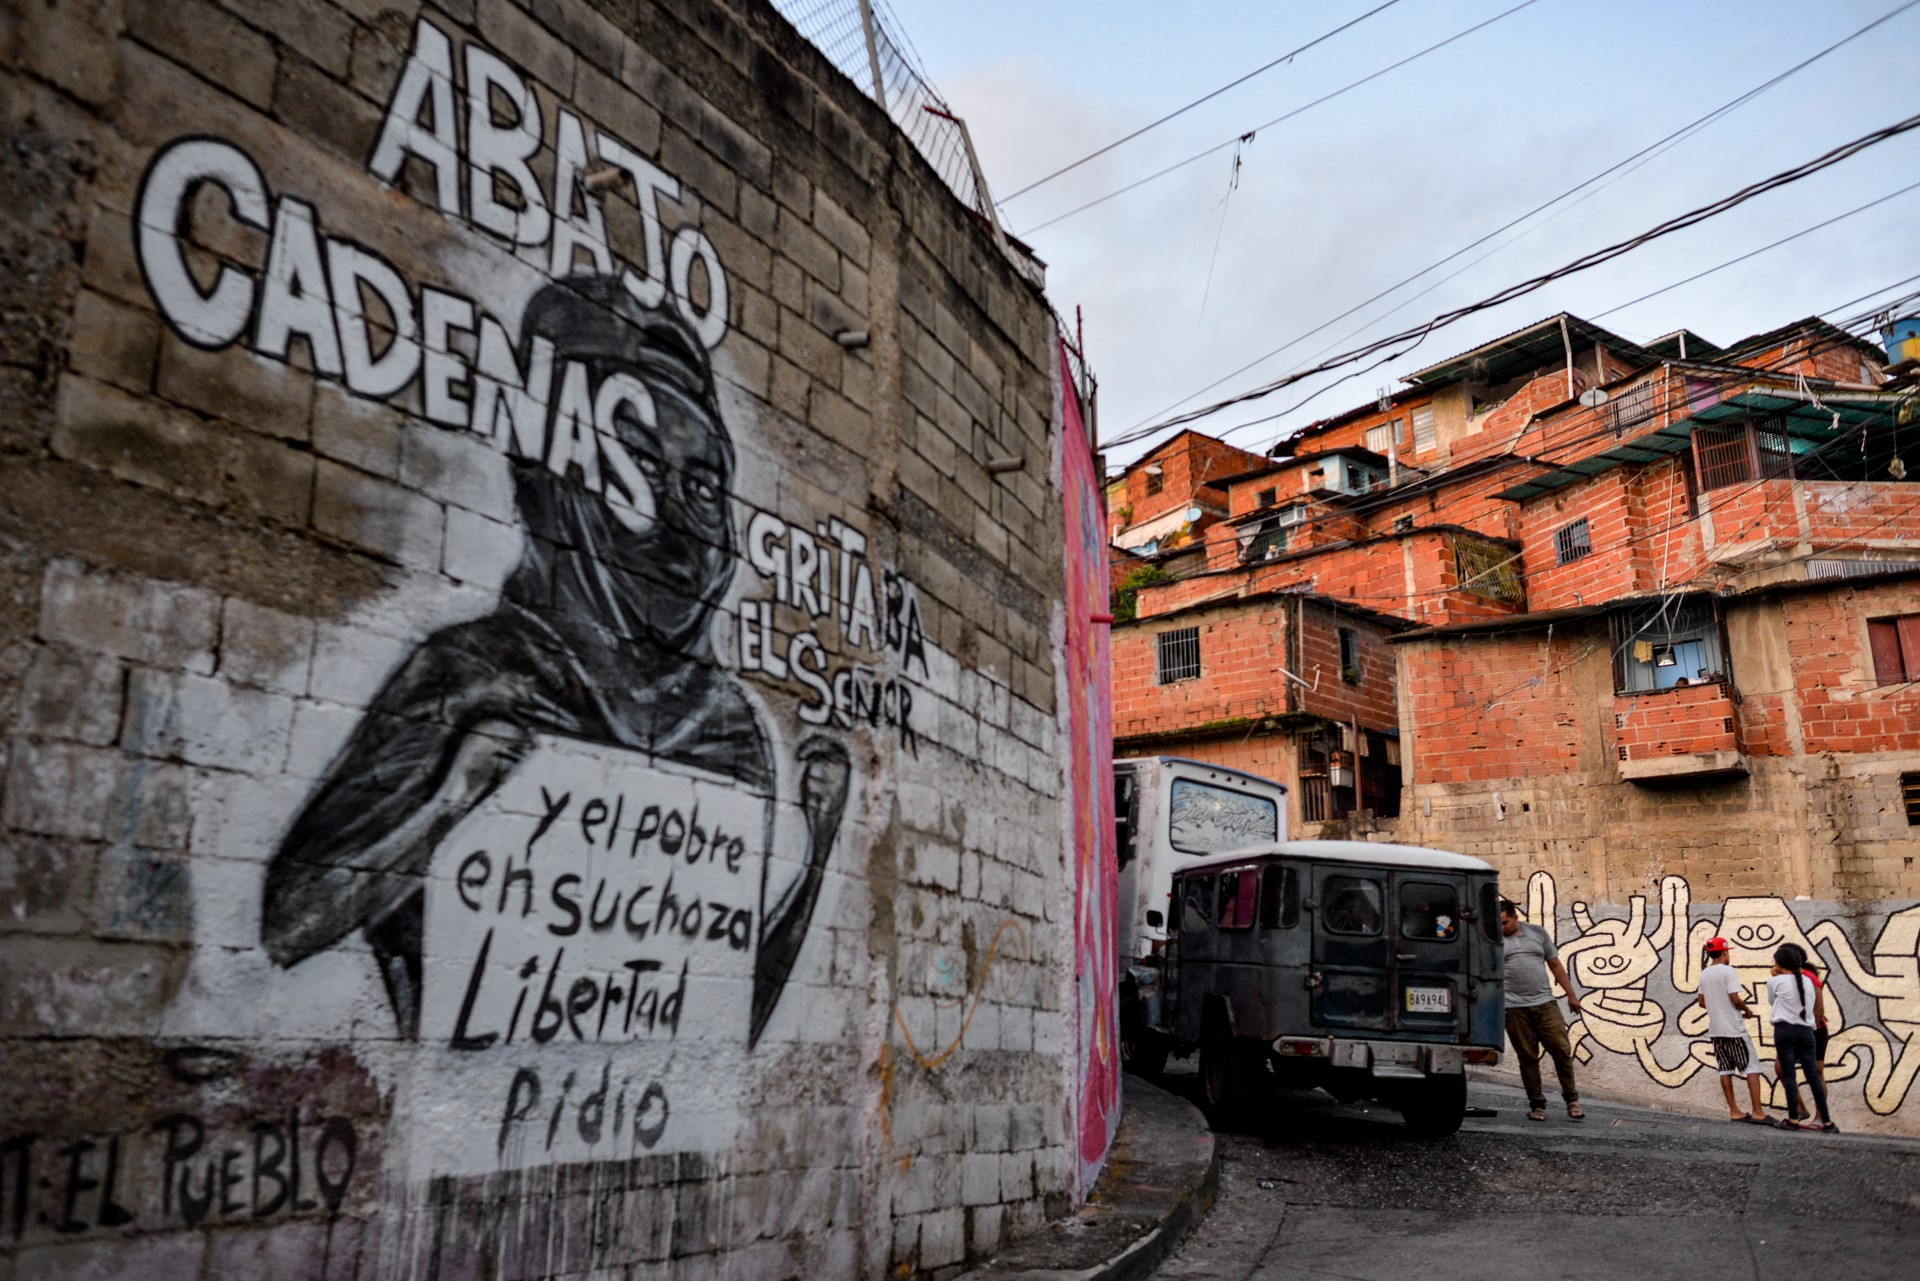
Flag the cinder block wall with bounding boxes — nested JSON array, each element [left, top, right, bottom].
[[0, 1, 1075, 1276]]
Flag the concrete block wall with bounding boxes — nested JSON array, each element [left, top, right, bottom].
[[1, 2, 1078, 1277]]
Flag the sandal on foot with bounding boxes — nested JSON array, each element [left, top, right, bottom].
[[1527, 1108, 1546, 1122], [1819, 1121, 1840, 1133], [1566, 1103, 1585, 1120]]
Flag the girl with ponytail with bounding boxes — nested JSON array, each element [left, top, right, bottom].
[[1769, 943, 1837, 1132]]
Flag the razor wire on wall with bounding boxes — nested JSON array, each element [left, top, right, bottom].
[[771, 0, 993, 221]]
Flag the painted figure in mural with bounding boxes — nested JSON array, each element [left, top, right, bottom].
[[1698, 936, 1769, 1122], [1768, 943, 1838, 1132], [260, 275, 850, 1045], [1536, 872, 1691, 1084], [1500, 899, 1586, 1122]]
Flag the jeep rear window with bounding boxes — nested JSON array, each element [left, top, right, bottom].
[[1400, 881, 1459, 940], [1322, 876, 1384, 936], [1219, 870, 1259, 930]]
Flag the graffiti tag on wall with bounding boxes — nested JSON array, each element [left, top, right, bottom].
[[1527, 872, 1920, 1116]]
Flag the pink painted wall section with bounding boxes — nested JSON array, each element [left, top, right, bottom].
[[1060, 347, 1119, 1196]]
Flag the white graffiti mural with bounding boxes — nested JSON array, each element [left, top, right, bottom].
[[125, 16, 952, 1177], [1528, 872, 1920, 1116]]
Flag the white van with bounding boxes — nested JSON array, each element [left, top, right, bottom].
[[1114, 756, 1289, 1072]]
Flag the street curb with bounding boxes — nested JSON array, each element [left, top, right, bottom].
[[951, 1077, 1219, 1281]]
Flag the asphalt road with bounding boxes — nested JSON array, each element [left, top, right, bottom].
[[1148, 1067, 1920, 1281]]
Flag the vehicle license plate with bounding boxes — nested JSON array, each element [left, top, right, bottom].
[[1406, 987, 1451, 1013]]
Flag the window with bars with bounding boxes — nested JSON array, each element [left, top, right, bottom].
[[1903, 772, 1920, 825], [1241, 519, 1289, 563], [1605, 380, 1656, 436], [1693, 418, 1799, 492], [1144, 469, 1165, 496], [1554, 517, 1592, 565], [1365, 420, 1403, 454], [1868, 615, 1920, 685], [1453, 539, 1523, 603], [1155, 626, 1201, 684], [1255, 487, 1276, 508], [1411, 406, 1436, 453], [1611, 597, 1723, 693]]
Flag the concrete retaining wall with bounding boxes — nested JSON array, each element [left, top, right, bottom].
[[1, 1, 1076, 1275]]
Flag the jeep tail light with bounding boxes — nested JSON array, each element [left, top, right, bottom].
[[1276, 1038, 1324, 1057], [1463, 1048, 1500, 1065]]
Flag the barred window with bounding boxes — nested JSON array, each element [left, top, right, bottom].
[[1365, 420, 1401, 454], [1339, 627, 1360, 683], [1554, 518, 1592, 565], [1605, 380, 1655, 436], [1903, 773, 1920, 826], [1611, 597, 1723, 693], [1411, 406, 1436, 453], [1453, 540, 1523, 603], [1156, 627, 1201, 684], [1256, 487, 1276, 508], [1145, 469, 1165, 496]]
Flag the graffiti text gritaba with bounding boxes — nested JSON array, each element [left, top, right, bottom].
[[133, 16, 725, 498]]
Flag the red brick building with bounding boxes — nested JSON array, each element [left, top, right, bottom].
[[1112, 310, 1920, 897]]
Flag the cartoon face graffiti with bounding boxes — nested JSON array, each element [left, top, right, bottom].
[[260, 275, 850, 1050]]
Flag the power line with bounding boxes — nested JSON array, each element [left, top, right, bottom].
[[1207, 191, 1920, 456], [1100, 108, 1920, 452], [1015, 0, 1551, 236], [998, 0, 1410, 205], [1592, 179, 1920, 321], [1118, 0, 1920, 439]]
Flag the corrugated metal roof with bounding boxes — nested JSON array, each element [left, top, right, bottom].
[[1404, 313, 1656, 388]]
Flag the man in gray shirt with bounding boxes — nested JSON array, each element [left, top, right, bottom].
[[1502, 900, 1586, 1122]]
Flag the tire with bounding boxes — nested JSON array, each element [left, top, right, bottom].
[[1200, 1035, 1265, 1130], [1119, 988, 1169, 1081], [1400, 1073, 1468, 1139]]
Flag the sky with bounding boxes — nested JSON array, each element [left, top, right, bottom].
[[874, 0, 1920, 468]]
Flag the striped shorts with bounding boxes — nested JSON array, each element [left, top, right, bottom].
[[1712, 1034, 1759, 1077]]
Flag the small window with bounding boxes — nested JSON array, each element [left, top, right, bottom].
[[1255, 487, 1276, 508], [1479, 882, 1501, 941], [1411, 406, 1436, 452], [1339, 627, 1360, 684], [1219, 870, 1259, 930], [1179, 876, 1214, 933], [1868, 615, 1920, 685], [1904, 773, 1920, 825], [1144, 469, 1165, 496], [1259, 866, 1299, 929], [1554, 518, 1592, 565], [1321, 876, 1384, 936], [1399, 882, 1460, 941], [1365, 421, 1400, 454], [1155, 627, 1201, 684]]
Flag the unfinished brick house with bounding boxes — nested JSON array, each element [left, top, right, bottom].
[[1105, 429, 1266, 578], [1111, 309, 1920, 1133]]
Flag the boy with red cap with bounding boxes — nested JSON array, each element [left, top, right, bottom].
[[1696, 936, 1769, 1122]]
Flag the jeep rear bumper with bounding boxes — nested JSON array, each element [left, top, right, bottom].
[[1270, 1035, 1500, 1077]]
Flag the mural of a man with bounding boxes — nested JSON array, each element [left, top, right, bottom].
[[261, 275, 848, 1046]]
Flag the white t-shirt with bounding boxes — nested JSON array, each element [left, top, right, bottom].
[[1767, 971, 1817, 1027], [1698, 963, 1749, 1038]]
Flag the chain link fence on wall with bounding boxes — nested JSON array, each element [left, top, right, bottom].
[[770, 0, 992, 221]]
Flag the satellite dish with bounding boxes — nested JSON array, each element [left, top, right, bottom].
[[1579, 388, 1611, 407]]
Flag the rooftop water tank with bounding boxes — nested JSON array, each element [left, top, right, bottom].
[[1886, 315, 1920, 367]]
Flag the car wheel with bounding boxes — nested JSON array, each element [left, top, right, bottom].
[[1120, 996, 1169, 1081]]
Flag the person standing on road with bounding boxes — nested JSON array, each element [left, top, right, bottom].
[[1500, 900, 1585, 1123], [1696, 937, 1769, 1123], [1769, 943, 1838, 1132]]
